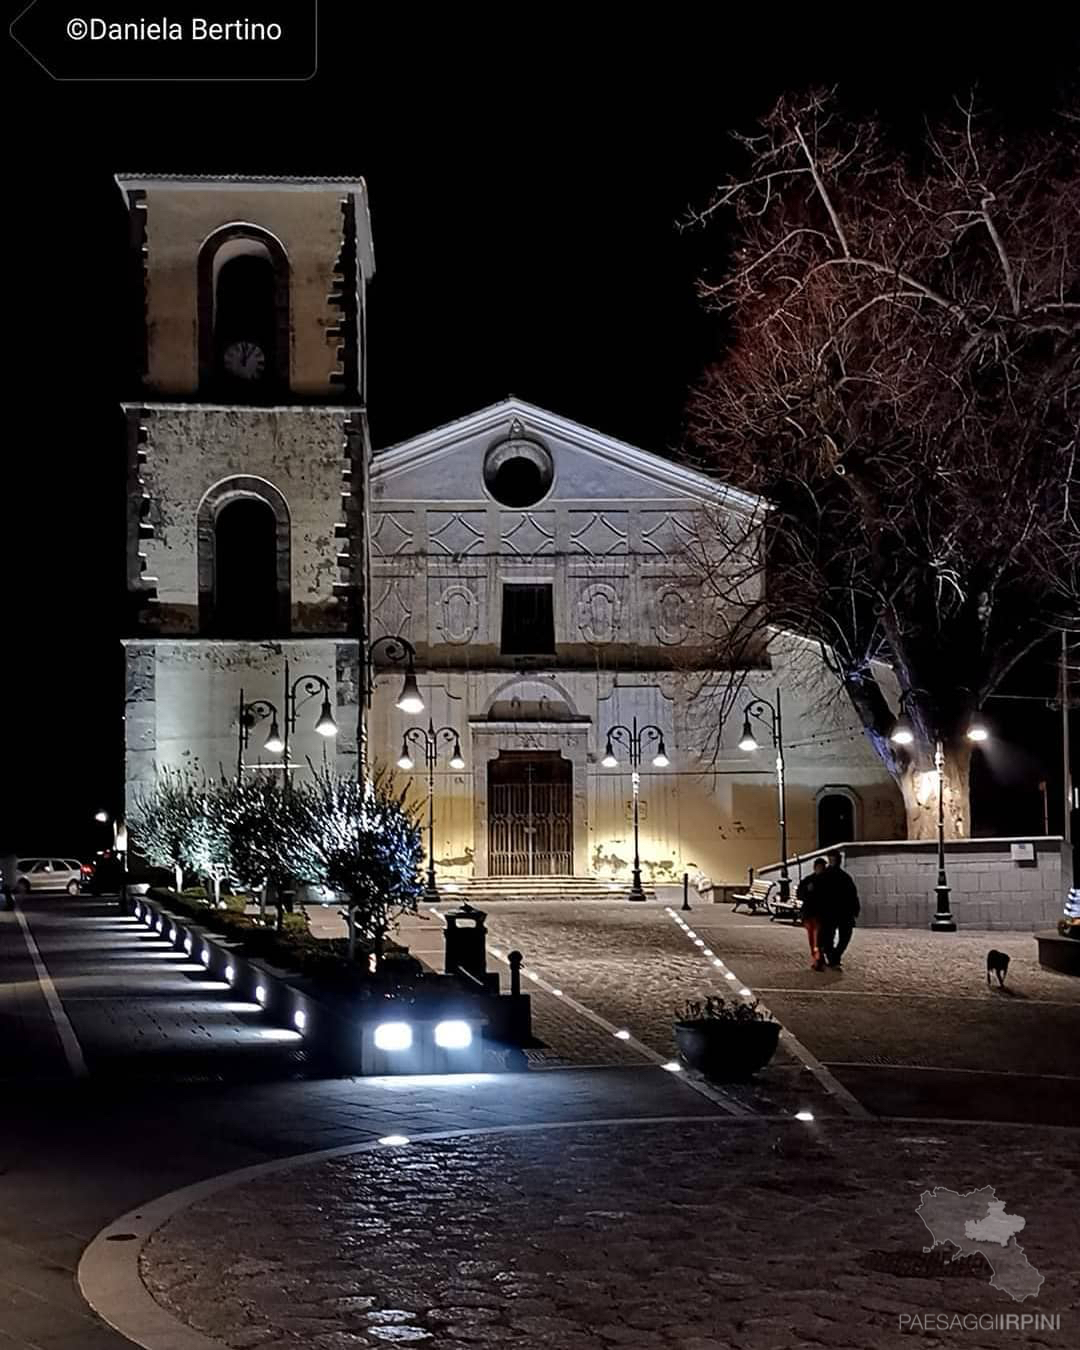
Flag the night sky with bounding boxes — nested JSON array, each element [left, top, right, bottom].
[[5, 14, 1078, 855]]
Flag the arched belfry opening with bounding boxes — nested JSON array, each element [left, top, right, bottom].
[[198, 224, 290, 398], [198, 477, 291, 636]]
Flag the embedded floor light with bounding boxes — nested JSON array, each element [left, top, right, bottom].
[[703, 948, 714, 957], [795, 1110, 815, 1122], [713, 958, 724, 968], [434, 1019, 472, 1049], [694, 938, 705, 947], [551, 988, 563, 996], [662, 1060, 682, 1072], [396, 670, 424, 716], [378, 1134, 410, 1146], [183, 936, 193, 954], [614, 1029, 631, 1040], [255, 985, 267, 1006], [293, 1008, 307, 1033], [315, 699, 338, 737], [374, 1021, 412, 1052], [739, 987, 753, 997], [725, 972, 737, 981], [200, 949, 211, 967], [225, 965, 235, 985]]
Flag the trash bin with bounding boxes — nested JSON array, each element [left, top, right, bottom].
[[443, 902, 488, 983]]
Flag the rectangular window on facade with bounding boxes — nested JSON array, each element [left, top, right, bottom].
[[501, 584, 555, 655]]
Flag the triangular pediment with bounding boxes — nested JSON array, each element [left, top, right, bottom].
[[372, 398, 764, 515]]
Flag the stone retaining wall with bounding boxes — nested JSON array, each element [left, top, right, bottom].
[[755, 837, 1071, 931]]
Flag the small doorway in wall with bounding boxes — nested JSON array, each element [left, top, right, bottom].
[[488, 751, 573, 876], [817, 789, 859, 849]]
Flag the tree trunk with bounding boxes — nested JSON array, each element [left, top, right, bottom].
[[897, 741, 973, 840]]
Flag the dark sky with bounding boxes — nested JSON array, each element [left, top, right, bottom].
[[5, 13, 1078, 854]]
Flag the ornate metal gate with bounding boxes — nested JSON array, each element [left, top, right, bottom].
[[488, 753, 573, 876]]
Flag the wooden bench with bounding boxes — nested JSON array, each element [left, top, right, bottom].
[[731, 878, 775, 914]]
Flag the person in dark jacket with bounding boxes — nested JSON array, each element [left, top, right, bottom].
[[796, 857, 829, 970], [818, 850, 860, 969]]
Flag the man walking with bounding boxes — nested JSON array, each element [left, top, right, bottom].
[[818, 849, 860, 970]]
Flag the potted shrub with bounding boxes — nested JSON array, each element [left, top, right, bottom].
[[674, 995, 780, 1081]]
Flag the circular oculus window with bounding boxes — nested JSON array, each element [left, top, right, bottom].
[[483, 437, 554, 508]]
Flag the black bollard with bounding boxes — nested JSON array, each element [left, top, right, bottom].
[[682, 871, 691, 911], [508, 949, 523, 997]]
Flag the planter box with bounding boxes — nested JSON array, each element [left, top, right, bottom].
[[125, 891, 489, 1074], [674, 1019, 781, 1081], [1035, 932, 1080, 977]]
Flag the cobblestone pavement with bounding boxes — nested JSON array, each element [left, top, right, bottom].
[[463, 903, 1080, 1123], [142, 1118, 1079, 1350]]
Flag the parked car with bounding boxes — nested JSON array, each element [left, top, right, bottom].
[[14, 858, 84, 895]]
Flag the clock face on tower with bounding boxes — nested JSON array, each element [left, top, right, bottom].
[[222, 340, 266, 381]]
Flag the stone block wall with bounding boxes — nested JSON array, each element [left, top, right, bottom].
[[758, 838, 1071, 931]]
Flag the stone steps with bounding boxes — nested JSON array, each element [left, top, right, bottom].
[[443, 875, 655, 902]]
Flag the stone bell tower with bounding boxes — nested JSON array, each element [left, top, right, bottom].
[[116, 175, 375, 811]]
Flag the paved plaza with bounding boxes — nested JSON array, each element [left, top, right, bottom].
[[457, 901, 1080, 1123], [140, 1118, 1078, 1350], [2, 893, 1078, 1350]]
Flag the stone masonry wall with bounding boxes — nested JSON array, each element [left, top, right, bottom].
[[758, 838, 1071, 931]]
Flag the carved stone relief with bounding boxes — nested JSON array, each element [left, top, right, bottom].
[[653, 584, 695, 645], [569, 511, 628, 556], [371, 577, 413, 638], [502, 512, 555, 556], [577, 582, 621, 644], [437, 583, 478, 645], [371, 512, 415, 557], [640, 510, 696, 557], [429, 511, 486, 557]]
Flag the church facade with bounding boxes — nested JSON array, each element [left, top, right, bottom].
[[117, 174, 902, 892]]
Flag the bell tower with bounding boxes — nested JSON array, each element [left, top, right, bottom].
[[116, 175, 375, 808]]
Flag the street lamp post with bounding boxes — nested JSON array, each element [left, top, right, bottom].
[[237, 659, 338, 783], [237, 691, 283, 780], [930, 737, 957, 932], [601, 718, 669, 902], [737, 689, 790, 908], [890, 692, 990, 933], [362, 635, 424, 772], [397, 719, 465, 900]]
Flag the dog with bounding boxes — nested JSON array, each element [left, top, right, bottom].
[[986, 949, 1010, 988]]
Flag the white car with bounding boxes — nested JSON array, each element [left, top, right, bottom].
[[14, 858, 84, 895]]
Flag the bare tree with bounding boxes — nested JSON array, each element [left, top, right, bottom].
[[684, 90, 1079, 837]]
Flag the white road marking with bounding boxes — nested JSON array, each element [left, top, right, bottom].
[[427, 906, 748, 1116], [12, 903, 89, 1079], [664, 909, 872, 1120]]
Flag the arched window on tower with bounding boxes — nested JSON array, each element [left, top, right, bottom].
[[213, 499, 277, 637], [198, 225, 290, 398], [198, 478, 291, 637]]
